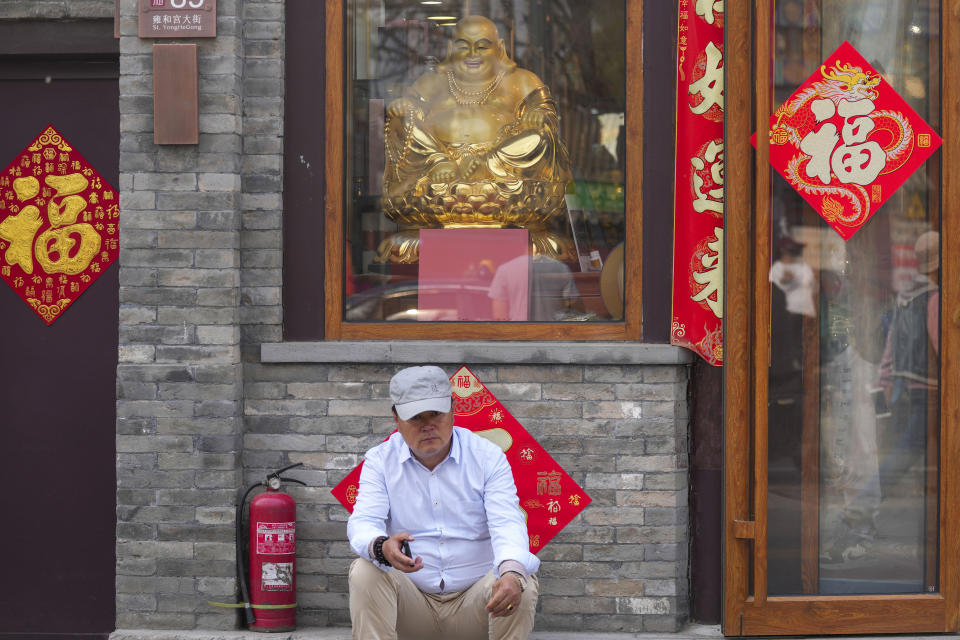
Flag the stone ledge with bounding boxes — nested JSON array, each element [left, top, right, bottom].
[[111, 627, 960, 640], [261, 341, 694, 366], [111, 624, 722, 640]]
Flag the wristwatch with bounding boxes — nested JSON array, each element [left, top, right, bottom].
[[505, 570, 527, 593]]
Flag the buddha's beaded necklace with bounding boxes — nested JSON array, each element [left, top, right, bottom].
[[446, 69, 505, 105]]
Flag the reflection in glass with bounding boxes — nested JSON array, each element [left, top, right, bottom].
[[345, 1, 626, 322], [767, 0, 940, 596]]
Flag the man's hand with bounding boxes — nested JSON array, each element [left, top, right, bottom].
[[485, 573, 522, 617], [382, 532, 422, 573]]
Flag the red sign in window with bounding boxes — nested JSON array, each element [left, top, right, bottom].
[[759, 41, 942, 241]]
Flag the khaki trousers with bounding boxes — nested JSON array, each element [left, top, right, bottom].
[[349, 558, 538, 640]]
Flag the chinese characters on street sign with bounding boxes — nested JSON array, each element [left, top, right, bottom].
[[139, 0, 217, 38], [0, 125, 119, 324], [671, 0, 724, 366], [762, 41, 942, 241], [331, 366, 592, 553]]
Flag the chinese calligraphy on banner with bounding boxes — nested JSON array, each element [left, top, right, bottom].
[[761, 41, 942, 241], [671, 0, 724, 366], [0, 125, 119, 324], [331, 366, 591, 553]]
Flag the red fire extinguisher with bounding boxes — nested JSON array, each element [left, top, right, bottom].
[[237, 463, 306, 632]]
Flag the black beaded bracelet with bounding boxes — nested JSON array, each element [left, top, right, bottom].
[[373, 535, 391, 567]]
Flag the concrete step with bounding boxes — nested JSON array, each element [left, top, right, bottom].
[[113, 627, 716, 640], [111, 625, 959, 640]]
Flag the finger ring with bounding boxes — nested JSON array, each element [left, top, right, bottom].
[[507, 605, 514, 611]]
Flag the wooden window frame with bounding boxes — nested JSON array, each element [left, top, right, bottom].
[[723, 1, 960, 635], [322, 0, 643, 341]]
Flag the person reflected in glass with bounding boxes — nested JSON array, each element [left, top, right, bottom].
[[819, 316, 882, 565], [488, 252, 581, 321], [769, 235, 816, 318], [767, 235, 812, 469], [819, 232, 940, 571], [878, 231, 939, 498]]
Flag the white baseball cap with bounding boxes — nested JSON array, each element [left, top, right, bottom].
[[390, 366, 452, 421]]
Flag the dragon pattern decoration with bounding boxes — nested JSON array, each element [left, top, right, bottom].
[[758, 42, 941, 241], [769, 58, 913, 233]]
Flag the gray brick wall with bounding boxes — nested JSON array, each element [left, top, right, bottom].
[[0, 0, 113, 19], [116, 0, 248, 629], [239, 0, 284, 358], [106, 0, 692, 633], [244, 363, 690, 633]]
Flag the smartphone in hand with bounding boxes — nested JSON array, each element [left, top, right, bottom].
[[401, 540, 412, 559]]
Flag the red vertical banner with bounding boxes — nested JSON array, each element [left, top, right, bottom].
[[671, 0, 724, 366]]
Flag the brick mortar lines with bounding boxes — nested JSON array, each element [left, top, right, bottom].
[[0, 0, 113, 19], [116, 0, 247, 630], [0, 4, 692, 633], [239, 0, 284, 359], [243, 363, 691, 632]]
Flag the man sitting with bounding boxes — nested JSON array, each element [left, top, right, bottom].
[[347, 365, 539, 639]]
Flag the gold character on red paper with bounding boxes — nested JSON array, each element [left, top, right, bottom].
[[35, 224, 101, 275], [0, 171, 101, 279], [691, 139, 724, 215], [0, 124, 121, 325], [536, 471, 562, 496], [689, 41, 724, 116], [695, 0, 724, 24], [0, 205, 43, 273], [691, 227, 723, 318]]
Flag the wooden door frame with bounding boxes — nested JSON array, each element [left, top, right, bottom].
[[723, 1, 960, 635], [321, 0, 643, 341]]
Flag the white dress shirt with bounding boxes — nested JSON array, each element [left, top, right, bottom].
[[347, 426, 540, 594]]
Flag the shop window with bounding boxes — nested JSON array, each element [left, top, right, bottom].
[[323, 0, 641, 340]]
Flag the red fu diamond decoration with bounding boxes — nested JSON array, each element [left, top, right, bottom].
[[331, 366, 592, 553], [760, 41, 942, 241], [0, 125, 119, 324]]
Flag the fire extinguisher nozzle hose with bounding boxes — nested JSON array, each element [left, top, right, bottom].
[[208, 601, 297, 610], [236, 481, 264, 626]]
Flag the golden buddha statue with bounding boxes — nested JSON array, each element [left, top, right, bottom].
[[379, 15, 573, 263]]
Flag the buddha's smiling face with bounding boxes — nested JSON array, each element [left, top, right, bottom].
[[449, 17, 502, 82]]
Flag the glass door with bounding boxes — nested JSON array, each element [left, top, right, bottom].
[[724, 0, 960, 635]]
